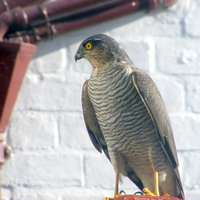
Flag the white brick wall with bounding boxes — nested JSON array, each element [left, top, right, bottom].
[[2, 0, 200, 199]]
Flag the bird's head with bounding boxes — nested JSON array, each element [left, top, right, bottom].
[[75, 34, 131, 69]]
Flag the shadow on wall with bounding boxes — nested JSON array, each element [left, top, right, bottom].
[[33, 8, 162, 59]]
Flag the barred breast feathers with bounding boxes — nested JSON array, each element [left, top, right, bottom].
[[88, 65, 157, 143]]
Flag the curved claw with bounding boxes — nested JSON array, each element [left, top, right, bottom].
[[143, 187, 157, 196], [143, 188, 169, 197], [103, 191, 124, 200]]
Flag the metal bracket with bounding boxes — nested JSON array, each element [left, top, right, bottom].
[[39, 6, 57, 40]]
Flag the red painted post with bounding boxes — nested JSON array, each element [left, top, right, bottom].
[[0, 41, 37, 132], [113, 195, 181, 200], [0, 41, 37, 182], [0, 41, 36, 199]]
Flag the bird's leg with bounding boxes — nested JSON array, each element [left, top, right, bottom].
[[143, 171, 169, 197], [143, 170, 160, 196], [114, 170, 119, 196], [154, 171, 160, 196], [114, 171, 123, 197], [102, 171, 123, 200]]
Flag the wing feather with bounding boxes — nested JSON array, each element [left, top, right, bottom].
[[132, 70, 178, 167], [131, 69, 184, 196], [82, 80, 110, 160], [82, 80, 144, 190]]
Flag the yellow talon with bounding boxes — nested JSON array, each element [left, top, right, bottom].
[[103, 191, 124, 200], [143, 187, 170, 197], [143, 187, 157, 196], [142, 171, 170, 197], [114, 192, 124, 198], [163, 193, 170, 197]]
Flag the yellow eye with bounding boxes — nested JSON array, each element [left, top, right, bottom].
[[85, 42, 93, 50]]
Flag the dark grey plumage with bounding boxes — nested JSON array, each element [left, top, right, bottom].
[[75, 34, 184, 200]]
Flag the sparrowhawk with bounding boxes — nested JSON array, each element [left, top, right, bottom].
[[75, 34, 184, 200]]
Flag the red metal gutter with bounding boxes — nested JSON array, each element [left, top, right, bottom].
[[1, 0, 178, 43], [0, 0, 107, 40], [0, 0, 45, 14]]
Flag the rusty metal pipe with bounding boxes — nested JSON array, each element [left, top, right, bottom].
[[24, 0, 107, 23], [0, 0, 131, 40], [0, 0, 178, 41], [30, 0, 132, 28], [4, 0, 142, 43], [5, 0, 178, 44], [0, 7, 27, 40], [53, 0, 140, 33], [41, 0, 107, 17], [0, 0, 46, 14], [0, 0, 107, 39]]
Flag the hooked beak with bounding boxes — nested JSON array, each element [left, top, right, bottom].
[[74, 51, 83, 62]]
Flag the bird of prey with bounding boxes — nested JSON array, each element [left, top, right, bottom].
[[75, 34, 185, 200]]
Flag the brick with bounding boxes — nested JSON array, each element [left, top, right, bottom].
[[184, 1, 200, 37], [62, 187, 114, 200], [63, 196, 104, 200], [14, 196, 56, 200], [84, 152, 138, 191], [8, 111, 57, 150], [170, 115, 200, 150], [30, 49, 67, 75], [156, 38, 200, 74], [14, 70, 84, 111], [178, 151, 200, 190], [108, 7, 182, 37], [84, 153, 142, 192], [83, 153, 137, 192], [11, 187, 62, 200], [2, 187, 12, 200], [84, 153, 115, 189], [184, 189, 200, 200], [84, 151, 138, 191], [59, 112, 95, 150], [119, 40, 150, 72], [151, 77, 185, 113], [11, 186, 111, 200], [34, 33, 70, 60], [185, 77, 200, 113], [2, 152, 82, 187], [121, 177, 138, 191]]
